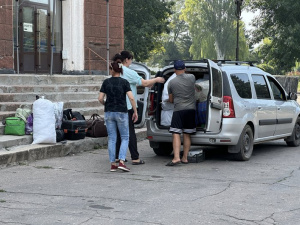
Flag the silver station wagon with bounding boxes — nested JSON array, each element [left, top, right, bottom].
[[133, 60, 300, 161]]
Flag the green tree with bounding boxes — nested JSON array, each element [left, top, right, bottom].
[[247, 0, 300, 73], [124, 0, 174, 62], [146, 0, 193, 67], [182, 0, 249, 60]]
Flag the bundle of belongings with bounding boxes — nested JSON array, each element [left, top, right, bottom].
[[32, 97, 64, 144], [160, 75, 208, 127], [3, 104, 32, 136]]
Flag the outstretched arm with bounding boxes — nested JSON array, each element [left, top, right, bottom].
[[141, 77, 165, 87]]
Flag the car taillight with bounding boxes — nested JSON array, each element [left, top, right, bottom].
[[223, 96, 235, 118], [148, 92, 155, 116]]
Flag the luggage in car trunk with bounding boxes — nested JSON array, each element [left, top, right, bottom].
[[61, 120, 87, 140]]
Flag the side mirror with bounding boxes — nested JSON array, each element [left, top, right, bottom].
[[288, 92, 298, 101]]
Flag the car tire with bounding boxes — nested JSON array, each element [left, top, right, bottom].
[[232, 125, 254, 161], [285, 117, 300, 147], [153, 142, 173, 156]]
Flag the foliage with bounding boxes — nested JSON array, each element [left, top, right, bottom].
[[247, 0, 300, 73], [124, 0, 174, 62], [182, 0, 249, 60], [146, 0, 193, 67]]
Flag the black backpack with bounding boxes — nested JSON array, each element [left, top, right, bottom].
[[63, 109, 85, 121]]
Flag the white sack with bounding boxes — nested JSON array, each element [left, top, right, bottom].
[[161, 110, 173, 126], [32, 98, 56, 144], [161, 73, 176, 110]]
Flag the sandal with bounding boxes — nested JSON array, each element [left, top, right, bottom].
[[165, 161, 181, 166], [132, 160, 145, 165]]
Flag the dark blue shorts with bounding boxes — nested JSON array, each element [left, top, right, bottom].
[[169, 109, 196, 134]]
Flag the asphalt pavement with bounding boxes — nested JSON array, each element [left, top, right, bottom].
[[0, 139, 300, 225]]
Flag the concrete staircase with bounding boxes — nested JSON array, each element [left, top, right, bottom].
[[0, 74, 147, 166]]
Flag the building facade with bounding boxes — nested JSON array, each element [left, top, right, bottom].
[[0, 0, 124, 74]]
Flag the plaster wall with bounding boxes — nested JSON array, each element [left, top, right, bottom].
[[62, 0, 84, 72]]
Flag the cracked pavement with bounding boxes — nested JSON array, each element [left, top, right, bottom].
[[0, 139, 300, 225]]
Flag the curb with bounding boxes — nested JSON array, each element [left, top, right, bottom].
[[0, 128, 147, 167]]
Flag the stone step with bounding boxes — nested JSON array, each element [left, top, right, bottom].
[[0, 107, 104, 121], [0, 135, 33, 149], [0, 127, 147, 166], [0, 84, 101, 93], [0, 92, 98, 102], [0, 74, 107, 85], [0, 100, 101, 111], [0, 125, 3, 134]]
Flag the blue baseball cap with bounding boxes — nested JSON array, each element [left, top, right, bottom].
[[174, 60, 185, 70]]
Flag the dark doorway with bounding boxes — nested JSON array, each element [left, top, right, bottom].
[[15, 0, 62, 74]]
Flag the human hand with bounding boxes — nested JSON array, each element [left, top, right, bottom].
[[132, 111, 138, 123], [156, 77, 165, 83]]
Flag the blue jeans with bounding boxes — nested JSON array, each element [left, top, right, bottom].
[[104, 112, 129, 162]]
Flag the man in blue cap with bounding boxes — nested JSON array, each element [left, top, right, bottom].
[[165, 60, 196, 166]]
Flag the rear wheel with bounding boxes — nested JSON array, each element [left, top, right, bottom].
[[231, 125, 254, 161], [153, 142, 173, 156], [285, 118, 300, 147]]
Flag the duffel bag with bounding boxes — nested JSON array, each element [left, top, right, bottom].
[[4, 117, 26, 136], [86, 114, 108, 137]]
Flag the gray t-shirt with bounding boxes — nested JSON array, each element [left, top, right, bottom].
[[167, 73, 196, 112]]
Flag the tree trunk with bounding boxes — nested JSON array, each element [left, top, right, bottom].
[[215, 41, 224, 60]]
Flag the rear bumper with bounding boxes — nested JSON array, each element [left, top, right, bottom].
[[146, 118, 244, 146]]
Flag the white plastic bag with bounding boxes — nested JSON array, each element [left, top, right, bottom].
[[32, 98, 56, 144], [161, 110, 173, 126], [53, 102, 64, 129]]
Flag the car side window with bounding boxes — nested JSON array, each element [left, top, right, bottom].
[[251, 74, 271, 99], [230, 73, 252, 99], [267, 76, 286, 101], [212, 68, 222, 98]]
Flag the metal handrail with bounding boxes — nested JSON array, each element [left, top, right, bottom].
[[86, 47, 108, 75]]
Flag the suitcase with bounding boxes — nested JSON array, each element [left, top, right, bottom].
[[61, 120, 87, 140]]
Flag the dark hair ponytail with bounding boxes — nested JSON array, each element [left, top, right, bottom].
[[110, 59, 123, 73]]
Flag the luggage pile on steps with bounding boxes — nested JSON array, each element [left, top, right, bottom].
[[0, 74, 144, 166]]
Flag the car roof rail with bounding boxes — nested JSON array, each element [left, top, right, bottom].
[[213, 60, 258, 66], [165, 59, 207, 65]]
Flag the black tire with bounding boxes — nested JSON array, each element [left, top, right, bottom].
[[286, 118, 300, 147], [153, 142, 173, 156], [232, 125, 254, 161]]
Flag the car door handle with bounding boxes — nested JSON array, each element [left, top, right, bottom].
[[277, 107, 281, 110], [258, 106, 262, 110]]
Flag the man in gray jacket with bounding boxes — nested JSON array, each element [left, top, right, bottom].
[[166, 60, 196, 166]]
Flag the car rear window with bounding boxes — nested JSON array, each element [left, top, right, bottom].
[[212, 67, 222, 98], [230, 73, 252, 99]]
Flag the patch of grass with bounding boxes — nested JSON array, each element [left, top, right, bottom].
[[0, 189, 6, 192], [35, 166, 53, 169], [298, 82, 300, 92], [0, 200, 6, 203]]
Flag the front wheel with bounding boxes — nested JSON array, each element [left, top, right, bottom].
[[231, 125, 254, 161], [153, 142, 173, 156], [285, 118, 300, 147]]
